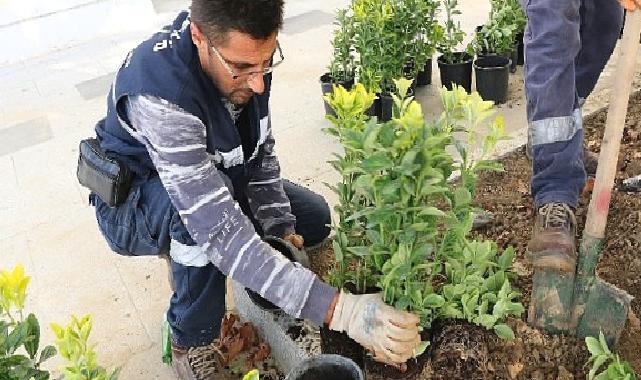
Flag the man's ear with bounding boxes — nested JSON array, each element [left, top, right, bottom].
[[190, 22, 204, 46]]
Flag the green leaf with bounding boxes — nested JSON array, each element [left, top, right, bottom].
[[586, 337, 605, 356], [24, 313, 40, 359], [498, 247, 515, 270], [38, 345, 57, 364], [588, 355, 609, 380], [6, 320, 29, 353], [419, 207, 446, 218], [598, 331, 612, 356], [424, 294, 445, 308], [453, 187, 472, 207], [362, 153, 393, 172], [493, 324, 515, 340]]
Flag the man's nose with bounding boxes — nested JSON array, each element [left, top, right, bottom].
[[247, 74, 265, 94]]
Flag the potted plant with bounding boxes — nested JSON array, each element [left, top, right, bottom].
[[436, 0, 473, 92], [321, 8, 356, 116], [323, 81, 524, 378], [474, 0, 525, 71], [351, 0, 408, 122], [398, 0, 440, 89]]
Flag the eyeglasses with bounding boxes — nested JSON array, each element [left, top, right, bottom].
[[207, 37, 285, 81]]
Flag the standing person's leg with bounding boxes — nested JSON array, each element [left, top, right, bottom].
[[282, 180, 331, 247], [523, 0, 584, 269], [575, 0, 624, 102], [573, 0, 624, 175]]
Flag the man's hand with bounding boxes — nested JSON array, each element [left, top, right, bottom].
[[621, 0, 640, 11], [329, 291, 421, 366], [283, 233, 304, 249]]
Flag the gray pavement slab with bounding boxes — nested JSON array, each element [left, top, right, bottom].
[[0, 117, 53, 156]]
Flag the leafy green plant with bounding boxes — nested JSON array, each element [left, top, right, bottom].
[[329, 8, 356, 83], [323, 83, 377, 288], [350, 0, 441, 94], [585, 332, 637, 380], [469, 0, 525, 56], [436, 0, 466, 64], [324, 80, 523, 338], [50, 315, 120, 380], [0, 265, 56, 380]]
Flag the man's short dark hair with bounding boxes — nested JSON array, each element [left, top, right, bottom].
[[191, 0, 284, 44]]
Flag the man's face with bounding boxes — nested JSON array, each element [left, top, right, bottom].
[[192, 24, 278, 106]]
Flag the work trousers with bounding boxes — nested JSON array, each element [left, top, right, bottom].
[[521, 0, 624, 207]]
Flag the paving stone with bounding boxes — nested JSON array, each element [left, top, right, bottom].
[[0, 117, 52, 156], [283, 10, 335, 35]]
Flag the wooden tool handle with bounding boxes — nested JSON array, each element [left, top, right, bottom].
[[584, 10, 641, 238]]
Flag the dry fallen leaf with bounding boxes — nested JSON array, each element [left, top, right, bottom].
[[223, 335, 245, 364], [239, 322, 256, 350], [252, 342, 270, 362]]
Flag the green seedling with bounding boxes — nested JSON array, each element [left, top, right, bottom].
[[586, 331, 637, 380]]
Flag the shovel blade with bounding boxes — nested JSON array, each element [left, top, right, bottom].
[[528, 269, 576, 334], [575, 278, 633, 347]]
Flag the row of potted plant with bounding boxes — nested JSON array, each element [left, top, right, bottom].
[[321, 0, 439, 121], [321, 0, 527, 112], [320, 81, 524, 377]]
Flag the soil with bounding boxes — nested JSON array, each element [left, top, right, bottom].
[[472, 90, 641, 378], [319, 327, 365, 369], [312, 91, 641, 379], [430, 320, 489, 380]]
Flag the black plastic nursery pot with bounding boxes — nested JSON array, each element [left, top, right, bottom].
[[284, 354, 364, 380], [365, 93, 393, 122], [416, 58, 433, 86], [379, 93, 393, 122], [516, 32, 524, 65], [320, 73, 354, 116], [509, 48, 518, 73], [437, 52, 473, 93], [474, 55, 510, 104]]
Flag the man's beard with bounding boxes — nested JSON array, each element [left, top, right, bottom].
[[227, 89, 254, 105]]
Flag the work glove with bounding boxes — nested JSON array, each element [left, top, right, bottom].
[[621, 0, 640, 11], [329, 291, 421, 366]]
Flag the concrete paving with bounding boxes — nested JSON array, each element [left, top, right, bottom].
[[1, 0, 639, 378]]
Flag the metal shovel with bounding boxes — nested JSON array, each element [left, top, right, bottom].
[[530, 9, 640, 345]]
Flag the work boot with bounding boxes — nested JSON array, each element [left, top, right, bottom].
[[171, 340, 225, 380], [527, 203, 578, 273]]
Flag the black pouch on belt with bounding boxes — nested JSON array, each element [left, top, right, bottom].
[[76, 138, 132, 207]]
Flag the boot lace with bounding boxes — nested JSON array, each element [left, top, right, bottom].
[[539, 203, 576, 229], [187, 341, 225, 379]]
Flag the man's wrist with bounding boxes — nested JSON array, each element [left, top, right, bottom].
[[324, 291, 340, 326]]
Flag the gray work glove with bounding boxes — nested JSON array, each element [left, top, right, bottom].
[[329, 291, 421, 366]]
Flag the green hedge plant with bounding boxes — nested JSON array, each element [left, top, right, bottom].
[[324, 81, 523, 340], [0, 265, 56, 380]]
